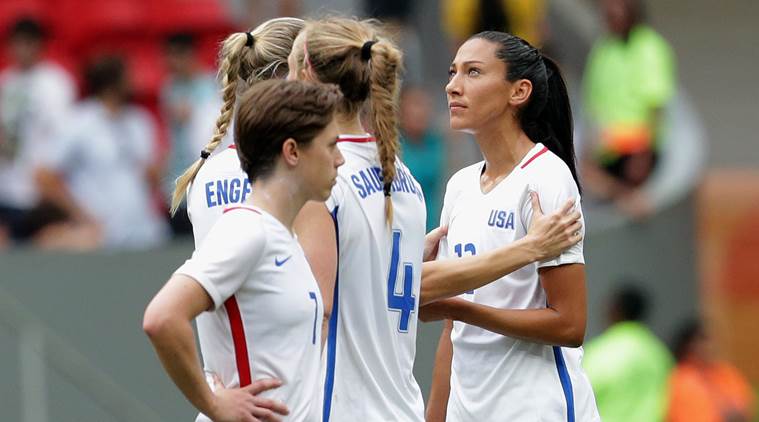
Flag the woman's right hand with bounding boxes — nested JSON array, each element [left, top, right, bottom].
[[207, 378, 289, 422], [524, 192, 583, 262]]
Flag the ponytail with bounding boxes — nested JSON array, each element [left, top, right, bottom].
[[525, 56, 581, 192], [169, 32, 249, 215], [471, 31, 581, 192], [367, 39, 403, 224], [296, 19, 405, 225]]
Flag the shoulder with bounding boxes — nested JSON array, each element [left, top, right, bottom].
[[446, 160, 482, 192], [523, 148, 578, 195], [123, 105, 156, 125], [207, 207, 267, 247], [65, 101, 101, 131], [190, 150, 248, 201], [631, 26, 673, 55], [198, 149, 243, 177], [36, 62, 74, 84], [632, 25, 668, 44], [441, 161, 482, 209]]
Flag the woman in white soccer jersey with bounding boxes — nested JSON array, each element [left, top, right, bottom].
[[169, 17, 305, 246], [143, 80, 344, 422], [285, 19, 427, 421], [286, 19, 585, 422], [424, 32, 601, 421]]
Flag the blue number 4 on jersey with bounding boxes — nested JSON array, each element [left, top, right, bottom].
[[387, 230, 415, 332]]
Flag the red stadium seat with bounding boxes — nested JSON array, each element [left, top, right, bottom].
[[0, 0, 46, 31], [145, 0, 235, 35], [56, 0, 147, 49]]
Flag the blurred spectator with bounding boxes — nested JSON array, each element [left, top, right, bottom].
[[399, 87, 446, 231], [667, 319, 756, 422], [583, 284, 674, 422], [160, 32, 221, 235], [0, 17, 76, 244], [363, 0, 423, 85], [442, 0, 547, 48], [227, 0, 301, 27], [34, 56, 168, 250], [581, 0, 676, 219]]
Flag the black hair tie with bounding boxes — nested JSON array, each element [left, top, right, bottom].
[[361, 40, 376, 61], [245, 32, 254, 47], [383, 182, 392, 197], [200, 149, 211, 159]]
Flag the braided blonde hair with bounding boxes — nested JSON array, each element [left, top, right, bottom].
[[170, 17, 305, 214], [292, 18, 403, 224]]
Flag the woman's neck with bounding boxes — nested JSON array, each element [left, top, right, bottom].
[[336, 113, 366, 135], [474, 117, 535, 179], [248, 175, 307, 233]]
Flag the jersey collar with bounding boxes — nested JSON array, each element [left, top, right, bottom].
[[337, 134, 375, 143]]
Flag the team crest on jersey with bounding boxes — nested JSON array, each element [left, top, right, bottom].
[[487, 209, 515, 230]]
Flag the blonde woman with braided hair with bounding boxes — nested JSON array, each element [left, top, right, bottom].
[[170, 17, 305, 247], [284, 17, 428, 421]]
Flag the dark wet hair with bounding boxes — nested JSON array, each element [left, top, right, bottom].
[[470, 31, 580, 192]]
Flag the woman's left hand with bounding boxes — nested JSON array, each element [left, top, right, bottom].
[[423, 226, 448, 262]]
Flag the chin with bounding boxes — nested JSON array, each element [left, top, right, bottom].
[[316, 188, 332, 202], [448, 115, 470, 131]]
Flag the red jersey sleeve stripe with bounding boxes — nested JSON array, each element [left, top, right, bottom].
[[224, 296, 252, 387], [520, 146, 549, 169]]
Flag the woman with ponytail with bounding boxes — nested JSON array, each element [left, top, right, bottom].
[[284, 18, 429, 421], [171, 17, 305, 246], [424, 32, 600, 421]]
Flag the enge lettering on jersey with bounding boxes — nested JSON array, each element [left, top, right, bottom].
[[349, 164, 424, 202], [204, 177, 252, 208]]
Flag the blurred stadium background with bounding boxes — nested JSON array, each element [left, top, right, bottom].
[[0, 0, 757, 420]]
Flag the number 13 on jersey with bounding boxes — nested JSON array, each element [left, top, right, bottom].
[[387, 230, 415, 333], [455, 243, 477, 294]]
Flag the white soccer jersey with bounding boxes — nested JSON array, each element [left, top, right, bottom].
[[439, 143, 600, 422], [186, 146, 251, 246], [176, 205, 324, 422], [320, 135, 427, 421]]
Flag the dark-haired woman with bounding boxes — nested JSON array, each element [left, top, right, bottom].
[[143, 80, 344, 422], [424, 32, 600, 421]]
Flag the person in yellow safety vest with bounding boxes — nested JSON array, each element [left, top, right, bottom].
[[442, 0, 547, 48]]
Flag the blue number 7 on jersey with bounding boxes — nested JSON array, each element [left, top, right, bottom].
[[387, 230, 415, 333]]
